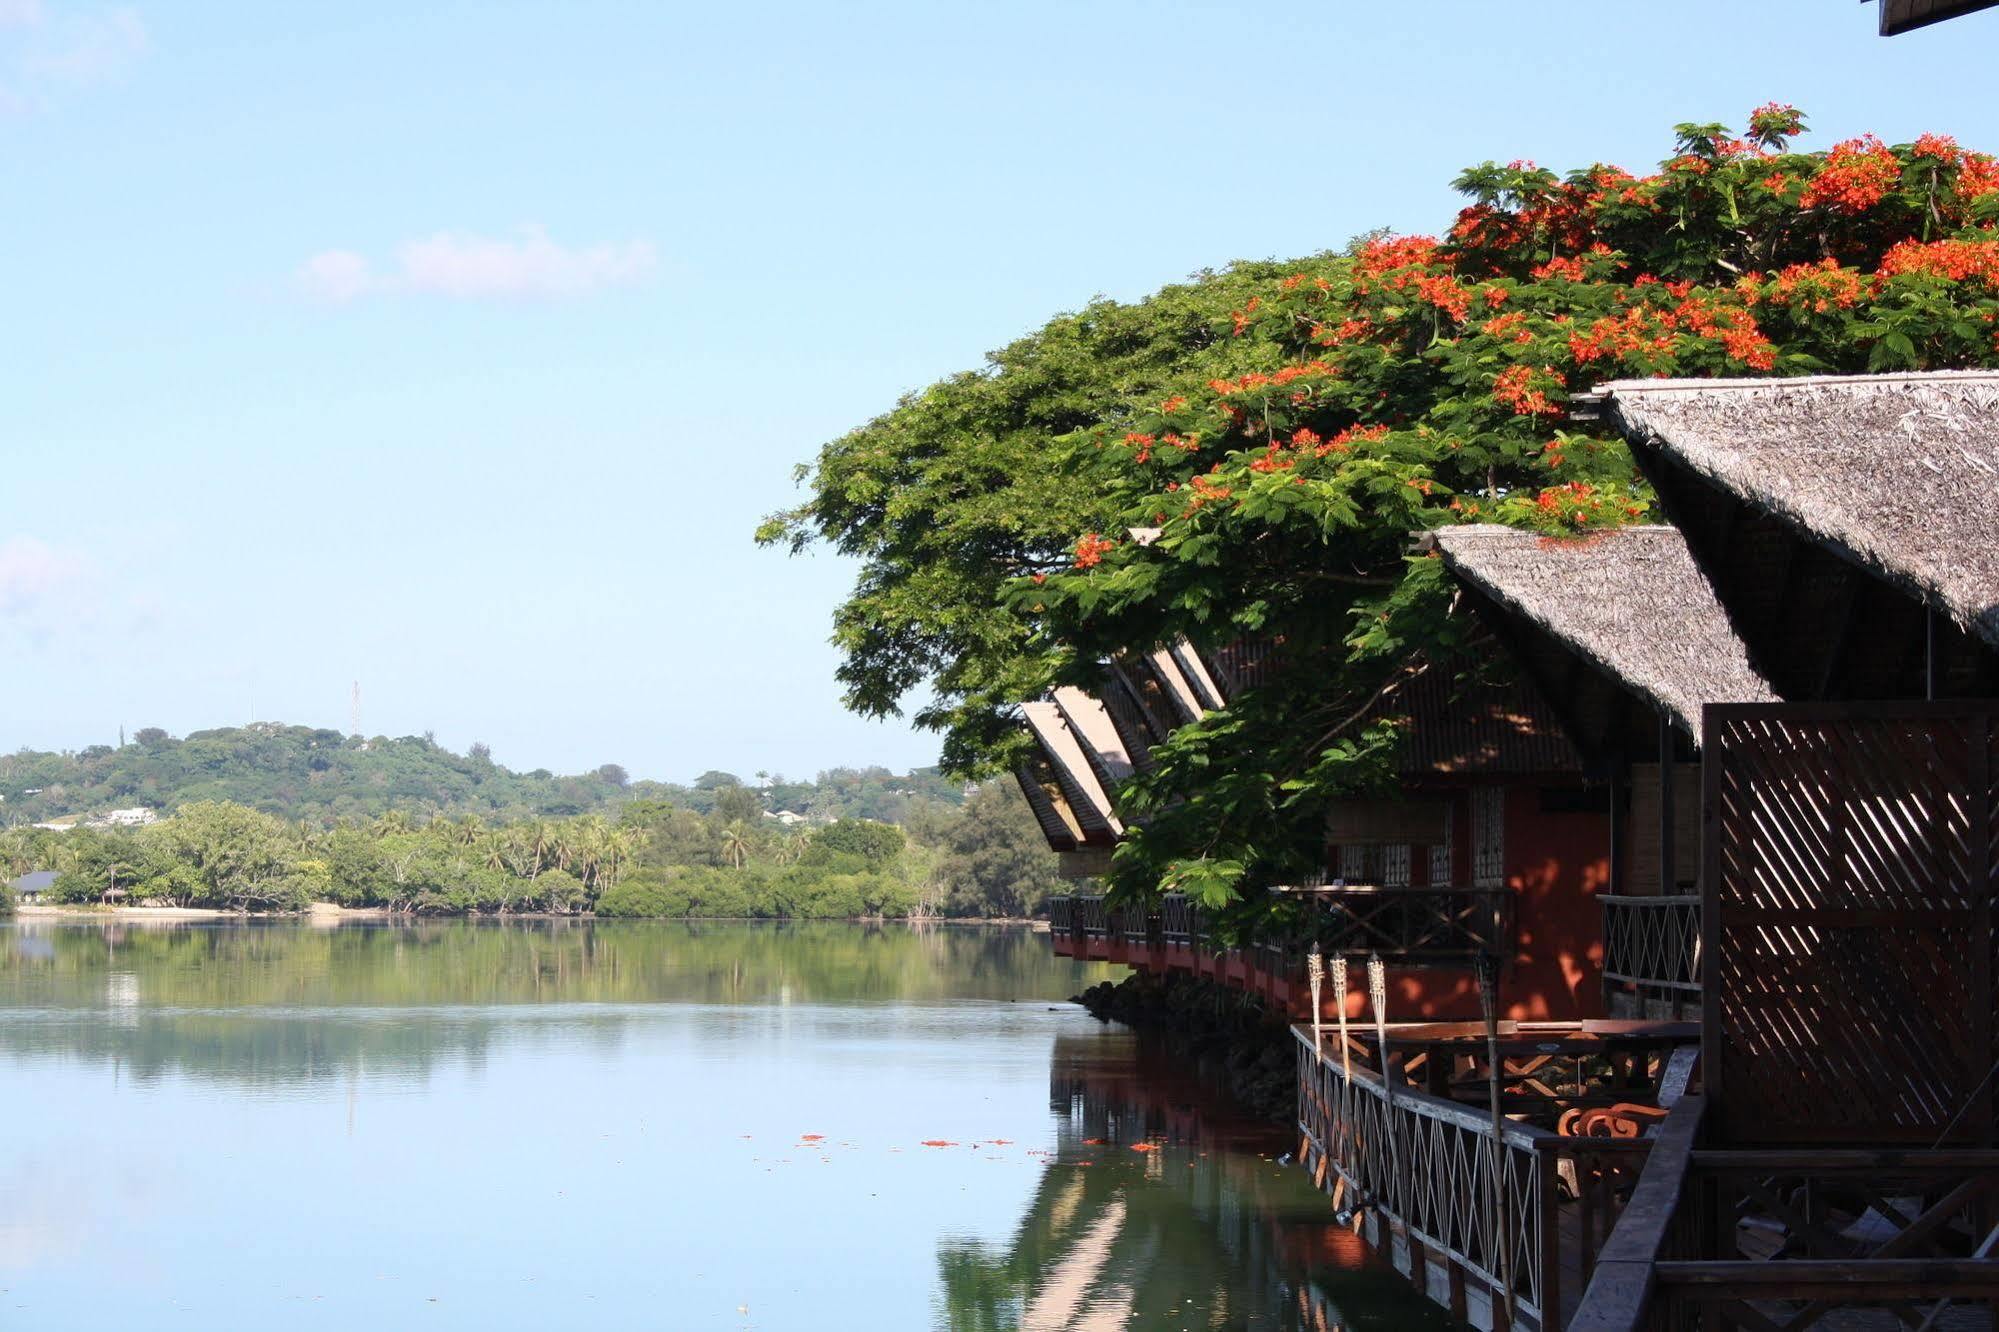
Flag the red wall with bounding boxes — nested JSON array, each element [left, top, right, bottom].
[[1065, 783, 1613, 1024]]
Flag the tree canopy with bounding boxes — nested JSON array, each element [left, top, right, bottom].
[[778, 106, 1999, 906]]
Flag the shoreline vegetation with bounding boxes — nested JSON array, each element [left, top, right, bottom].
[[13, 902, 1052, 926], [0, 740, 1069, 921]]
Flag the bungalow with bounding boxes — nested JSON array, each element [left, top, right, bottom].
[[11, 870, 56, 903]]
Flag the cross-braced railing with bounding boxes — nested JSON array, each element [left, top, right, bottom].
[[1047, 895, 1074, 936], [1600, 894, 1701, 1015], [1296, 1027, 1622, 1329], [1288, 886, 1514, 961], [1073, 894, 1110, 940], [1159, 892, 1200, 945]]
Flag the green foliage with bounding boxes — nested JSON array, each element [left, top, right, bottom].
[[791, 107, 1999, 906], [5, 778, 1054, 919], [1, 727, 965, 834], [759, 259, 1349, 775], [906, 782, 1065, 918], [808, 818, 906, 870]]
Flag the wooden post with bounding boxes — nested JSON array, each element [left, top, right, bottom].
[[1658, 709, 1678, 894], [1478, 952, 1517, 1328], [1927, 601, 1940, 702]]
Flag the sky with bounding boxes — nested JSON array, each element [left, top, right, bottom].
[[4, 0, 1997, 785]]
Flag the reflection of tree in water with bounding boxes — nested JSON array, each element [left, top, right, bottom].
[[936, 1033, 1453, 1331], [0, 919, 1110, 1088]]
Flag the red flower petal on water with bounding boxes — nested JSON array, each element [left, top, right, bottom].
[[1130, 1143, 1160, 1153], [920, 1140, 958, 1148], [798, 1134, 824, 1142]]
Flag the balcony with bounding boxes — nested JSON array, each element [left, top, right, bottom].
[[1598, 893, 1700, 1020]]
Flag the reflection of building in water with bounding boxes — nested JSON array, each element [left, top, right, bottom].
[[933, 1032, 1451, 1332]]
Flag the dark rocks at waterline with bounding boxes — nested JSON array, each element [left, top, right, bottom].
[[1072, 971, 1296, 1122]]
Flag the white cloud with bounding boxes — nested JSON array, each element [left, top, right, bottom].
[[25, 5, 144, 84], [297, 249, 373, 304], [0, 4, 145, 112], [297, 225, 658, 304], [0, 536, 83, 616]]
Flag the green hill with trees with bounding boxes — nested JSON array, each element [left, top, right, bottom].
[[0, 723, 961, 828], [0, 726, 1060, 920]]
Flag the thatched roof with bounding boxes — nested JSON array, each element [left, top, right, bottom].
[[1588, 372, 1999, 650], [1876, 0, 1999, 34], [1375, 662, 1584, 777], [1431, 525, 1776, 742]]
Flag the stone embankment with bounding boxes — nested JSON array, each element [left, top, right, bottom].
[[1073, 969, 1297, 1122]]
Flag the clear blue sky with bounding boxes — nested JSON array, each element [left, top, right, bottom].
[[4, 0, 1994, 783]]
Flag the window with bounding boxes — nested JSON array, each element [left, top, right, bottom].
[[1427, 805, 1454, 886], [1382, 843, 1412, 888], [1472, 787, 1505, 889]]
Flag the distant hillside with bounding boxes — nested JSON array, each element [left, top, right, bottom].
[[0, 723, 960, 827]]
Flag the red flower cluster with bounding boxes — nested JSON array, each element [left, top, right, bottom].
[[1413, 272, 1472, 321], [1492, 365, 1566, 417], [1072, 533, 1117, 570], [1877, 235, 1999, 284], [1318, 423, 1387, 457], [1248, 444, 1294, 474], [1352, 234, 1441, 280], [1747, 102, 1805, 146], [1755, 258, 1864, 312], [1800, 136, 1901, 214], [1207, 362, 1338, 396]]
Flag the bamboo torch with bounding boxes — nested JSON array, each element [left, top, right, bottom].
[[1476, 951, 1516, 1327], [1307, 945, 1325, 1055], [1366, 952, 1401, 1214]]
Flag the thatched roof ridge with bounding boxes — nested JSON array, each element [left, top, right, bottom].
[[1590, 372, 1999, 648], [1431, 525, 1776, 741]]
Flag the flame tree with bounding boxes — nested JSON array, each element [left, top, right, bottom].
[[769, 106, 1999, 909]]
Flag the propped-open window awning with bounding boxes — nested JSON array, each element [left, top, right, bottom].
[[1022, 701, 1123, 842]]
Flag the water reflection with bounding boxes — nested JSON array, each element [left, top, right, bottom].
[[0, 918, 1100, 1091], [0, 920, 1445, 1330], [937, 1032, 1453, 1331]]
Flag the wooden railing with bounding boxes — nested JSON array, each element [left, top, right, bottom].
[[1567, 1095, 1706, 1332], [1599, 895, 1700, 1015], [1047, 887, 1513, 969], [1289, 885, 1513, 959], [1295, 1028, 1647, 1330], [1160, 892, 1200, 945], [1569, 1098, 1999, 1330]]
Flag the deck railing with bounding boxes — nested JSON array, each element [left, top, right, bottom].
[[1568, 1097, 1999, 1330], [1599, 895, 1700, 1017], [1047, 887, 1513, 969], [1289, 885, 1513, 960], [1295, 1027, 1646, 1331]]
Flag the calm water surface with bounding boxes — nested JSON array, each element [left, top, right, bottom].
[[0, 919, 1449, 1330]]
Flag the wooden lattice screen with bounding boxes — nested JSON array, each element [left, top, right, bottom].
[[1704, 702, 1999, 1146]]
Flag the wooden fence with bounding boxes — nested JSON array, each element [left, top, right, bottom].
[[1704, 703, 1999, 1146], [1295, 1028, 1647, 1330]]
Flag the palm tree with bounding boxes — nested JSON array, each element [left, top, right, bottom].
[[720, 821, 753, 870]]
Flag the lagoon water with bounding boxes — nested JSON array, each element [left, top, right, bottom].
[[0, 920, 1448, 1330]]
